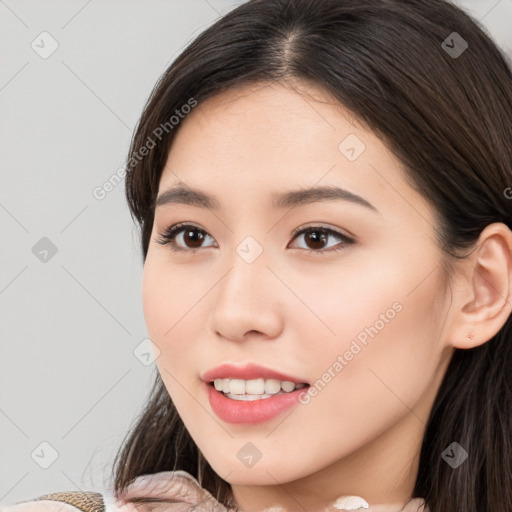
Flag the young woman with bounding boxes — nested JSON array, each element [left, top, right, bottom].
[[3, 0, 512, 511]]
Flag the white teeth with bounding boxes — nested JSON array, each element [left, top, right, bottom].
[[281, 381, 296, 392], [229, 379, 246, 394], [245, 378, 265, 394], [213, 377, 306, 396], [264, 379, 281, 394]]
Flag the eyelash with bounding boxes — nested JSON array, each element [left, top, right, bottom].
[[156, 222, 355, 255]]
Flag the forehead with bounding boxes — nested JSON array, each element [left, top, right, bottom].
[[158, 80, 435, 229], [168, 80, 358, 164]]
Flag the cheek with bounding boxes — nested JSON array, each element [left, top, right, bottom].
[[142, 259, 207, 423], [282, 260, 407, 362], [142, 258, 199, 371], [143, 255, 201, 336], [295, 256, 444, 412], [329, 282, 441, 419]]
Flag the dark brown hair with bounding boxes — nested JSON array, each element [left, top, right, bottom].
[[110, 1, 512, 510]]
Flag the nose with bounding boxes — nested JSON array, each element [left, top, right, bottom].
[[208, 248, 284, 343]]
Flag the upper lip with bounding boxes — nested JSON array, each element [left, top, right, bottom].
[[201, 362, 309, 384]]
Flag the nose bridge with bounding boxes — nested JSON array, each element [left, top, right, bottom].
[[209, 231, 282, 340], [222, 233, 269, 300], [235, 233, 266, 266]]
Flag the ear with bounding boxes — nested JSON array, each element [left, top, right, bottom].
[[446, 222, 512, 350]]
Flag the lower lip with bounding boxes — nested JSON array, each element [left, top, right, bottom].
[[205, 381, 308, 424]]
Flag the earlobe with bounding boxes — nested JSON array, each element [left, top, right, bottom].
[[449, 222, 512, 350]]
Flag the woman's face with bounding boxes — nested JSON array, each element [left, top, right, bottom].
[[142, 80, 455, 508]]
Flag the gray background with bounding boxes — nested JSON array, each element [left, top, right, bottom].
[[1, 0, 511, 505]]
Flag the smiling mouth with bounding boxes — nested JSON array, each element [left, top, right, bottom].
[[208, 379, 309, 400]]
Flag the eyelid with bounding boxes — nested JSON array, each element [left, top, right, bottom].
[[289, 223, 354, 242]]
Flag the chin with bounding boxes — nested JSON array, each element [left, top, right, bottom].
[[209, 458, 306, 486]]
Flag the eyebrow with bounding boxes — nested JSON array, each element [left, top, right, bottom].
[[155, 183, 379, 213]]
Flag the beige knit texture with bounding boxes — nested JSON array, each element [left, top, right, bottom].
[[33, 493, 105, 512]]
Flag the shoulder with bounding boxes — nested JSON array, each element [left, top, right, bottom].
[[0, 472, 230, 512]]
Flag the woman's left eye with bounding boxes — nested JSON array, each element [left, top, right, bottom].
[[289, 226, 355, 253], [156, 223, 355, 254]]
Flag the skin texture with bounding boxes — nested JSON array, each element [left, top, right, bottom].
[[142, 80, 512, 512]]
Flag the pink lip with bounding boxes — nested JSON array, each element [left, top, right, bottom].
[[204, 381, 309, 424], [201, 362, 308, 384]]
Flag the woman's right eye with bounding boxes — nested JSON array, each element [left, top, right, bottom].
[[156, 223, 216, 252]]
